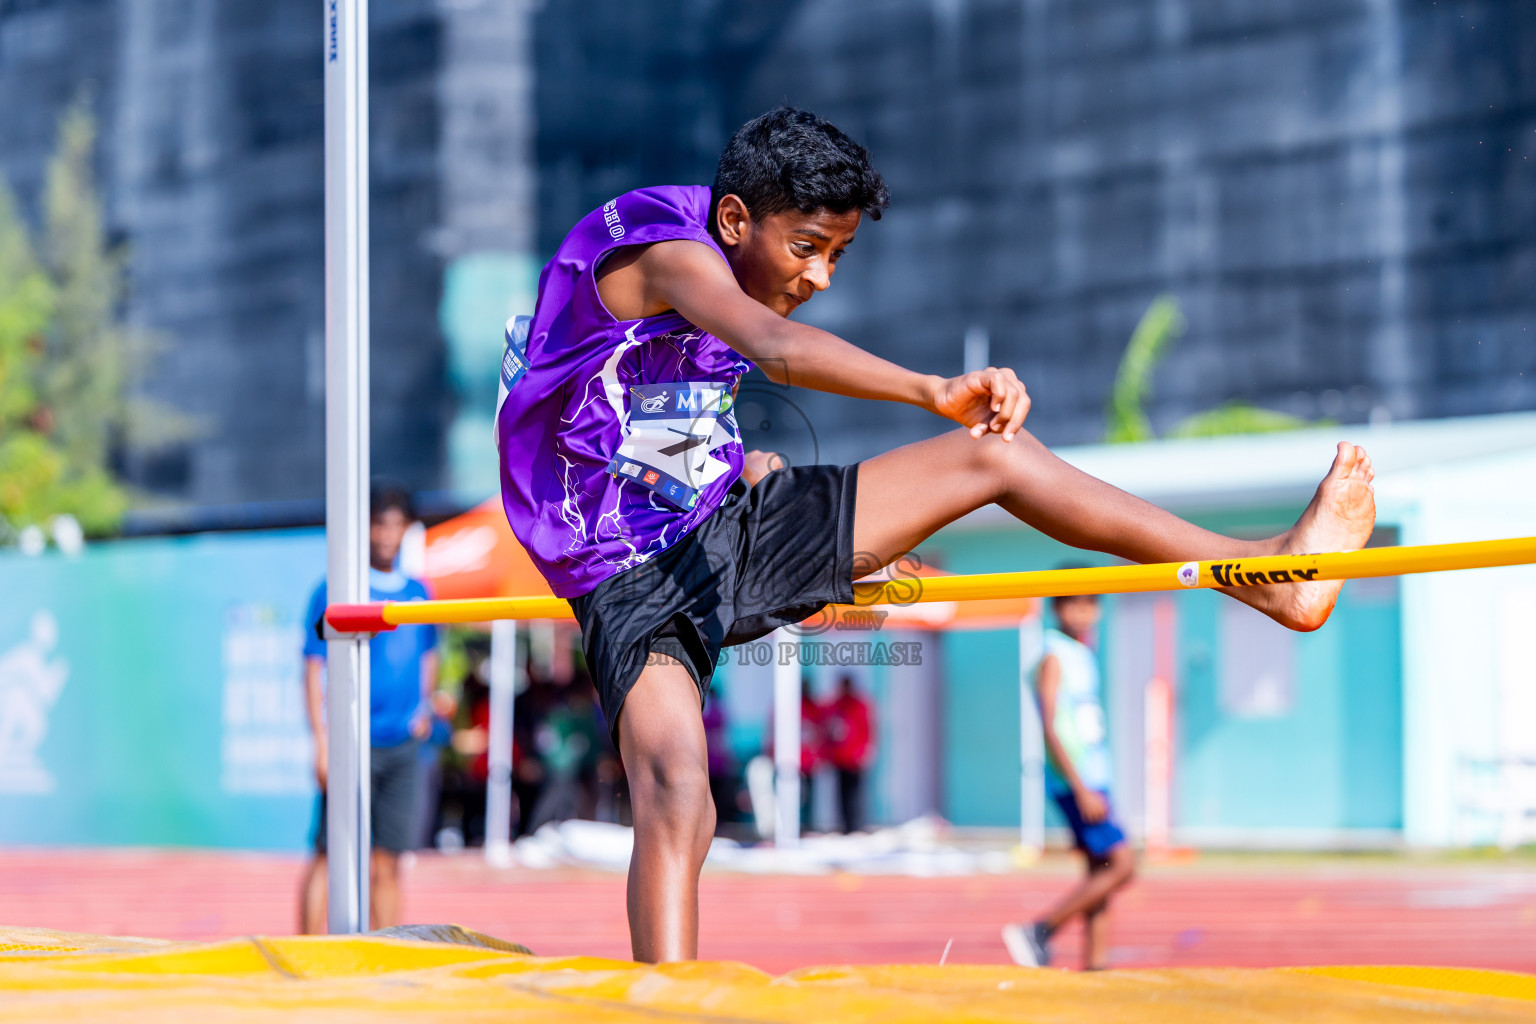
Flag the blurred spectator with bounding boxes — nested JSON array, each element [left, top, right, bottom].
[[437, 657, 491, 848], [702, 690, 745, 834], [591, 689, 628, 825], [414, 688, 458, 849], [511, 674, 546, 837], [800, 678, 825, 830], [298, 484, 439, 933], [765, 677, 828, 832], [526, 677, 602, 831], [432, 655, 626, 845], [822, 674, 875, 833]]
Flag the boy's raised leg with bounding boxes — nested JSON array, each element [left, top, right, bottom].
[[616, 656, 717, 962], [852, 429, 1375, 631]]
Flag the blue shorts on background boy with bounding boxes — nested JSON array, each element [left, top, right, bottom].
[[1051, 787, 1127, 861]]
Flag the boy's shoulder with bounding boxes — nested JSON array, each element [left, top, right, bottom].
[[612, 184, 712, 222], [1044, 627, 1084, 651], [563, 185, 714, 253]]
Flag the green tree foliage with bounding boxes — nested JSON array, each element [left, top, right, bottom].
[[1105, 295, 1184, 443], [1106, 295, 1315, 444], [0, 181, 75, 538], [0, 100, 187, 543], [1168, 402, 1311, 439], [0, 183, 53, 429], [40, 103, 129, 476]]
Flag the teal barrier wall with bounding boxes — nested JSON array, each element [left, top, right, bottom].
[[940, 629, 1021, 827], [934, 527, 1091, 829], [1175, 580, 1403, 833], [0, 517, 1404, 848], [931, 510, 1404, 838], [0, 531, 325, 850]]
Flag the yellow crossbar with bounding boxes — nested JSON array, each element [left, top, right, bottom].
[[851, 535, 1536, 605], [382, 595, 574, 625], [363, 536, 1536, 627]]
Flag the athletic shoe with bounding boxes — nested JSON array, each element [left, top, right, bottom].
[[1001, 921, 1051, 967]]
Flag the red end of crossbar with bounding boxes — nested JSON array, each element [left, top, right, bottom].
[[325, 603, 395, 634]]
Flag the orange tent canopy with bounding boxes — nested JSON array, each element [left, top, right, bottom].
[[421, 501, 1037, 630], [422, 498, 554, 602], [852, 563, 1038, 632]]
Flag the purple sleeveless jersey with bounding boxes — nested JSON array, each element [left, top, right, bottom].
[[496, 185, 753, 598]]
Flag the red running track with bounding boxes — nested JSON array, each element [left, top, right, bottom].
[[2, 847, 1534, 975]]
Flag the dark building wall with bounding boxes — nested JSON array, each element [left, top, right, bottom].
[[0, 0, 452, 507], [0, 0, 121, 214], [1, 1, 1531, 508], [535, 0, 1536, 466]]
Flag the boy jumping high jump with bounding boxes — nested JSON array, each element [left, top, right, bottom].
[[497, 107, 1376, 962]]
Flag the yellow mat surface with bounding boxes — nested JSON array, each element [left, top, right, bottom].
[[2, 926, 1533, 1022]]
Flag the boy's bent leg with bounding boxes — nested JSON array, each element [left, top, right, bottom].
[[1040, 842, 1136, 937], [299, 855, 327, 934], [617, 655, 716, 963], [370, 849, 401, 929], [1084, 898, 1111, 970], [1082, 848, 1134, 970], [852, 429, 1375, 631]]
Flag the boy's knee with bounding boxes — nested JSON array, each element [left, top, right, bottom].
[[632, 753, 711, 825], [370, 849, 400, 881], [1109, 844, 1136, 883], [967, 429, 1042, 494]]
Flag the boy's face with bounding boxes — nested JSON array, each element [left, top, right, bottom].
[[369, 507, 409, 569], [1054, 596, 1101, 639], [715, 195, 862, 317]]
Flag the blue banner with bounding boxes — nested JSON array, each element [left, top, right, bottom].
[[0, 530, 328, 849]]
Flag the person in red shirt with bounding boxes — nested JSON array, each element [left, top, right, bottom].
[[822, 674, 875, 833], [799, 679, 825, 829]]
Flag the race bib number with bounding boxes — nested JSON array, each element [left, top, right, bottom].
[[609, 381, 738, 510]]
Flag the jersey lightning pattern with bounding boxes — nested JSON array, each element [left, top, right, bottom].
[[496, 186, 753, 598]]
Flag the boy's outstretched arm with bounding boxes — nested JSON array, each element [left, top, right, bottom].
[[641, 240, 1032, 441], [1036, 654, 1108, 824]]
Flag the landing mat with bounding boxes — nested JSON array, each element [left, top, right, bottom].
[[1, 926, 1533, 1022]]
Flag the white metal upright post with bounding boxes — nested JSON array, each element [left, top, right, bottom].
[[485, 619, 517, 866], [323, 0, 371, 934], [1018, 618, 1045, 857], [772, 629, 800, 848], [1144, 596, 1177, 858]]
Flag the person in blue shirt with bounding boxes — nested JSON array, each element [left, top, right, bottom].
[[298, 485, 439, 933]]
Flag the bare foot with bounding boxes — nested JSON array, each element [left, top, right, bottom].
[[1238, 442, 1377, 632]]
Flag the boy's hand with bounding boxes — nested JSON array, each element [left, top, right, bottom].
[[931, 367, 1030, 441], [1076, 788, 1109, 824], [742, 449, 787, 486]]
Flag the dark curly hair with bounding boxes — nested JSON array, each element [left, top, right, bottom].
[[710, 107, 890, 232]]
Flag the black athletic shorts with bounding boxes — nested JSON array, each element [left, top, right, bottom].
[[312, 738, 423, 854], [570, 463, 859, 743]]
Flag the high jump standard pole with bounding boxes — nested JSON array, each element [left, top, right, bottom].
[[772, 628, 801, 848], [485, 620, 517, 866], [1018, 617, 1045, 859], [323, 0, 371, 934]]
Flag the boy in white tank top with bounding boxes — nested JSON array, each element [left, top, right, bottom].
[[1004, 591, 1135, 970]]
